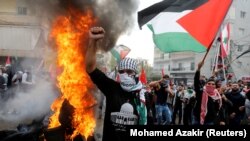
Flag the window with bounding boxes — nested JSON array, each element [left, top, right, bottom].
[[178, 63, 182, 69], [239, 28, 245, 35], [17, 7, 27, 15], [237, 45, 243, 52], [190, 62, 195, 71], [161, 53, 164, 59], [240, 11, 246, 19]]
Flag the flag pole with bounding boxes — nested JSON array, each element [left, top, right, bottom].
[[214, 43, 220, 72], [201, 41, 214, 63], [222, 56, 227, 83], [201, 35, 222, 64], [211, 41, 220, 75]]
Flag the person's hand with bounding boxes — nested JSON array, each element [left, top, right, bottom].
[[230, 112, 236, 119], [220, 86, 226, 93], [219, 121, 225, 125], [239, 106, 245, 111], [86, 27, 105, 73], [89, 27, 105, 41]]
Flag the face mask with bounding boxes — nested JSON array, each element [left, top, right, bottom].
[[119, 73, 137, 92], [205, 85, 215, 94]]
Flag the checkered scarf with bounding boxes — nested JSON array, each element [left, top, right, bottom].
[[118, 58, 138, 73]]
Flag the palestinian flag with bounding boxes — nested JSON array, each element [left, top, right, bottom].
[[138, 0, 232, 53], [110, 44, 131, 62], [220, 23, 230, 58]]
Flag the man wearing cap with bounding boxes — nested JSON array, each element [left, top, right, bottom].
[[85, 27, 147, 141]]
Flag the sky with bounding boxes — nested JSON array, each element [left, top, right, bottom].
[[116, 0, 162, 66]]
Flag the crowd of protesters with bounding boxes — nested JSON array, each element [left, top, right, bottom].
[[0, 64, 35, 101], [86, 26, 250, 141], [3, 58, 244, 127], [129, 61, 250, 126], [98, 61, 250, 126]]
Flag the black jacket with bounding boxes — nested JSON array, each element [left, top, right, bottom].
[[193, 70, 222, 124], [89, 68, 139, 141]]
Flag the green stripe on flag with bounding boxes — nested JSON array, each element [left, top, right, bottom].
[[148, 24, 206, 53], [111, 49, 121, 62]]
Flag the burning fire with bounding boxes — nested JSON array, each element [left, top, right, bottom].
[[48, 8, 97, 139]]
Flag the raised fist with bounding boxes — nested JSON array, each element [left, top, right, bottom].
[[89, 27, 105, 40]]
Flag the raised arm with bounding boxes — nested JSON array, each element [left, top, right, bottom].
[[85, 27, 105, 73], [194, 61, 204, 92]]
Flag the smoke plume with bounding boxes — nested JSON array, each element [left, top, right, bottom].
[[29, 0, 140, 51], [0, 78, 58, 130]]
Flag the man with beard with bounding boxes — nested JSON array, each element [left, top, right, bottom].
[[85, 27, 147, 141], [225, 82, 245, 125]]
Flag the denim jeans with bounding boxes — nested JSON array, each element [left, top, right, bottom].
[[192, 116, 214, 125], [155, 104, 172, 125]]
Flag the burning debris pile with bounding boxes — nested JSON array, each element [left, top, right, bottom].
[[46, 3, 97, 141], [45, 100, 95, 141]]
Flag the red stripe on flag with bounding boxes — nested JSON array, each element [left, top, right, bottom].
[[120, 50, 130, 60], [139, 68, 147, 85], [177, 0, 232, 48], [220, 23, 230, 58]]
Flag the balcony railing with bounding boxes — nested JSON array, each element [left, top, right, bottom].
[[0, 14, 42, 26], [171, 68, 185, 71], [170, 67, 195, 72]]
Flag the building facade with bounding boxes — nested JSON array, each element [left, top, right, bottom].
[[0, 0, 53, 71], [0, 0, 49, 57], [227, 0, 250, 79], [152, 47, 197, 84]]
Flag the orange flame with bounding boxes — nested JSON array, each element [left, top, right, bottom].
[[48, 8, 97, 139]]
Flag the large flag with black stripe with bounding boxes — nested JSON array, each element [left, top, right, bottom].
[[138, 0, 232, 53]]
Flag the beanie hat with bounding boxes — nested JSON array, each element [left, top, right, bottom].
[[118, 58, 138, 73]]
